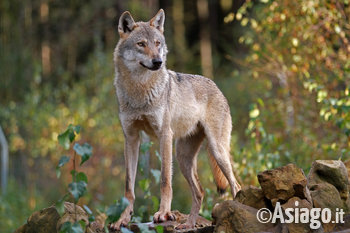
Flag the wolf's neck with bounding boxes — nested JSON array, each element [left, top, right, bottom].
[[114, 59, 169, 108]]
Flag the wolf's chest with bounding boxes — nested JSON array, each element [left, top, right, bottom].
[[170, 101, 203, 138]]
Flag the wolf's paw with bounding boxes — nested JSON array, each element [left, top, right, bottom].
[[109, 210, 132, 231], [153, 210, 176, 223]]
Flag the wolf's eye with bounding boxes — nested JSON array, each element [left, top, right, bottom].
[[155, 41, 161, 47], [137, 42, 146, 47]]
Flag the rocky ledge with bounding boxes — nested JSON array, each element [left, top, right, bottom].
[[15, 160, 350, 233]]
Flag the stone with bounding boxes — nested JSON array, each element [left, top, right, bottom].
[[344, 160, 350, 179], [332, 214, 350, 232], [235, 185, 271, 210], [129, 210, 212, 233], [281, 197, 313, 233], [14, 206, 60, 233], [14, 202, 102, 233], [15, 204, 214, 233], [308, 182, 343, 232], [309, 183, 343, 212], [212, 200, 274, 233], [257, 163, 312, 206], [56, 202, 89, 231], [14, 225, 27, 233], [308, 160, 349, 200]]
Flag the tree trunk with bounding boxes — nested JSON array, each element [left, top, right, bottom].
[[197, 0, 213, 79]]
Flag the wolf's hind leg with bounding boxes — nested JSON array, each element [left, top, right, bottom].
[[175, 129, 205, 229], [203, 117, 241, 197]]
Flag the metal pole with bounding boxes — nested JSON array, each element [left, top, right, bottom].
[[0, 126, 8, 194]]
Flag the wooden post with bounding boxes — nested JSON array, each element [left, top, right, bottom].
[[0, 126, 8, 194]]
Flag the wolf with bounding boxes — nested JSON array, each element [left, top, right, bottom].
[[110, 9, 241, 230]]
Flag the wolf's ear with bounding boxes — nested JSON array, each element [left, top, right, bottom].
[[118, 11, 137, 38], [150, 9, 165, 33]]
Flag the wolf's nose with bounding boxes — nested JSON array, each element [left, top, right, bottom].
[[152, 58, 162, 67]]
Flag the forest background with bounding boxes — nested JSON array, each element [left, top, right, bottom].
[[0, 0, 349, 232]]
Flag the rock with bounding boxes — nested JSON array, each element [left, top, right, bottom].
[[235, 185, 271, 210], [309, 182, 343, 212], [308, 160, 349, 200], [14, 205, 60, 233], [332, 214, 350, 232], [344, 160, 350, 178], [90, 213, 107, 233], [212, 200, 274, 233], [15, 204, 215, 233], [14, 202, 103, 233], [56, 202, 89, 231], [129, 210, 212, 233], [305, 160, 350, 232], [281, 197, 313, 233], [343, 159, 350, 195], [14, 224, 27, 233], [257, 163, 312, 206]]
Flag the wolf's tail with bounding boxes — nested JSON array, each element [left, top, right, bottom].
[[207, 149, 229, 194]]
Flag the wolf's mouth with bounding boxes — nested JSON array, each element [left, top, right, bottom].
[[140, 62, 161, 71]]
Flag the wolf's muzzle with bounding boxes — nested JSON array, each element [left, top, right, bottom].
[[140, 58, 163, 71], [152, 58, 162, 68]]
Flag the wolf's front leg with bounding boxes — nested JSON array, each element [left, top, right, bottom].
[[110, 132, 140, 230], [153, 130, 176, 222]]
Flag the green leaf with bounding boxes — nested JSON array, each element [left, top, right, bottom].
[[105, 197, 130, 223], [68, 181, 87, 202], [56, 194, 69, 216], [150, 169, 161, 184], [73, 143, 93, 165], [151, 196, 159, 212], [58, 125, 81, 150], [155, 225, 164, 233], [71, 222, 84, 233], [56, 168, 61, 178], [71, 170, 77, 179], [121, 227, 133, 233], [59, 221, 83, 233], [56, 156, 70, 177], [58, 130, 71, 150], [137, 223, 154, 233], [83, 205, 93, 215], [140, 141, 153, 153], [72, 125, 81, 134], [60, 221, 72, 233], [88, 215, 95, 222], [78, 220, 86, 231], [155, 150, 162, 162], [68, 124, 81, 142], [76, 172, 88, 183], [58, 155, 70, 167], [138, 178, 150, 192]]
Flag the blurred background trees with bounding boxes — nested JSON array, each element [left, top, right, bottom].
[[0, 0, 349, 231]]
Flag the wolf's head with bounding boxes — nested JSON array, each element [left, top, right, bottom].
[[116, 9, 167, 72]]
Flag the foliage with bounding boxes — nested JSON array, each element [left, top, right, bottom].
[[56, 124, 93, 232], [133, 140, 162, 222], [199, 188, 215, 220], [229, 0, 350, 184], [55, 125, 136, 233], [105, 197, 130, 224]]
